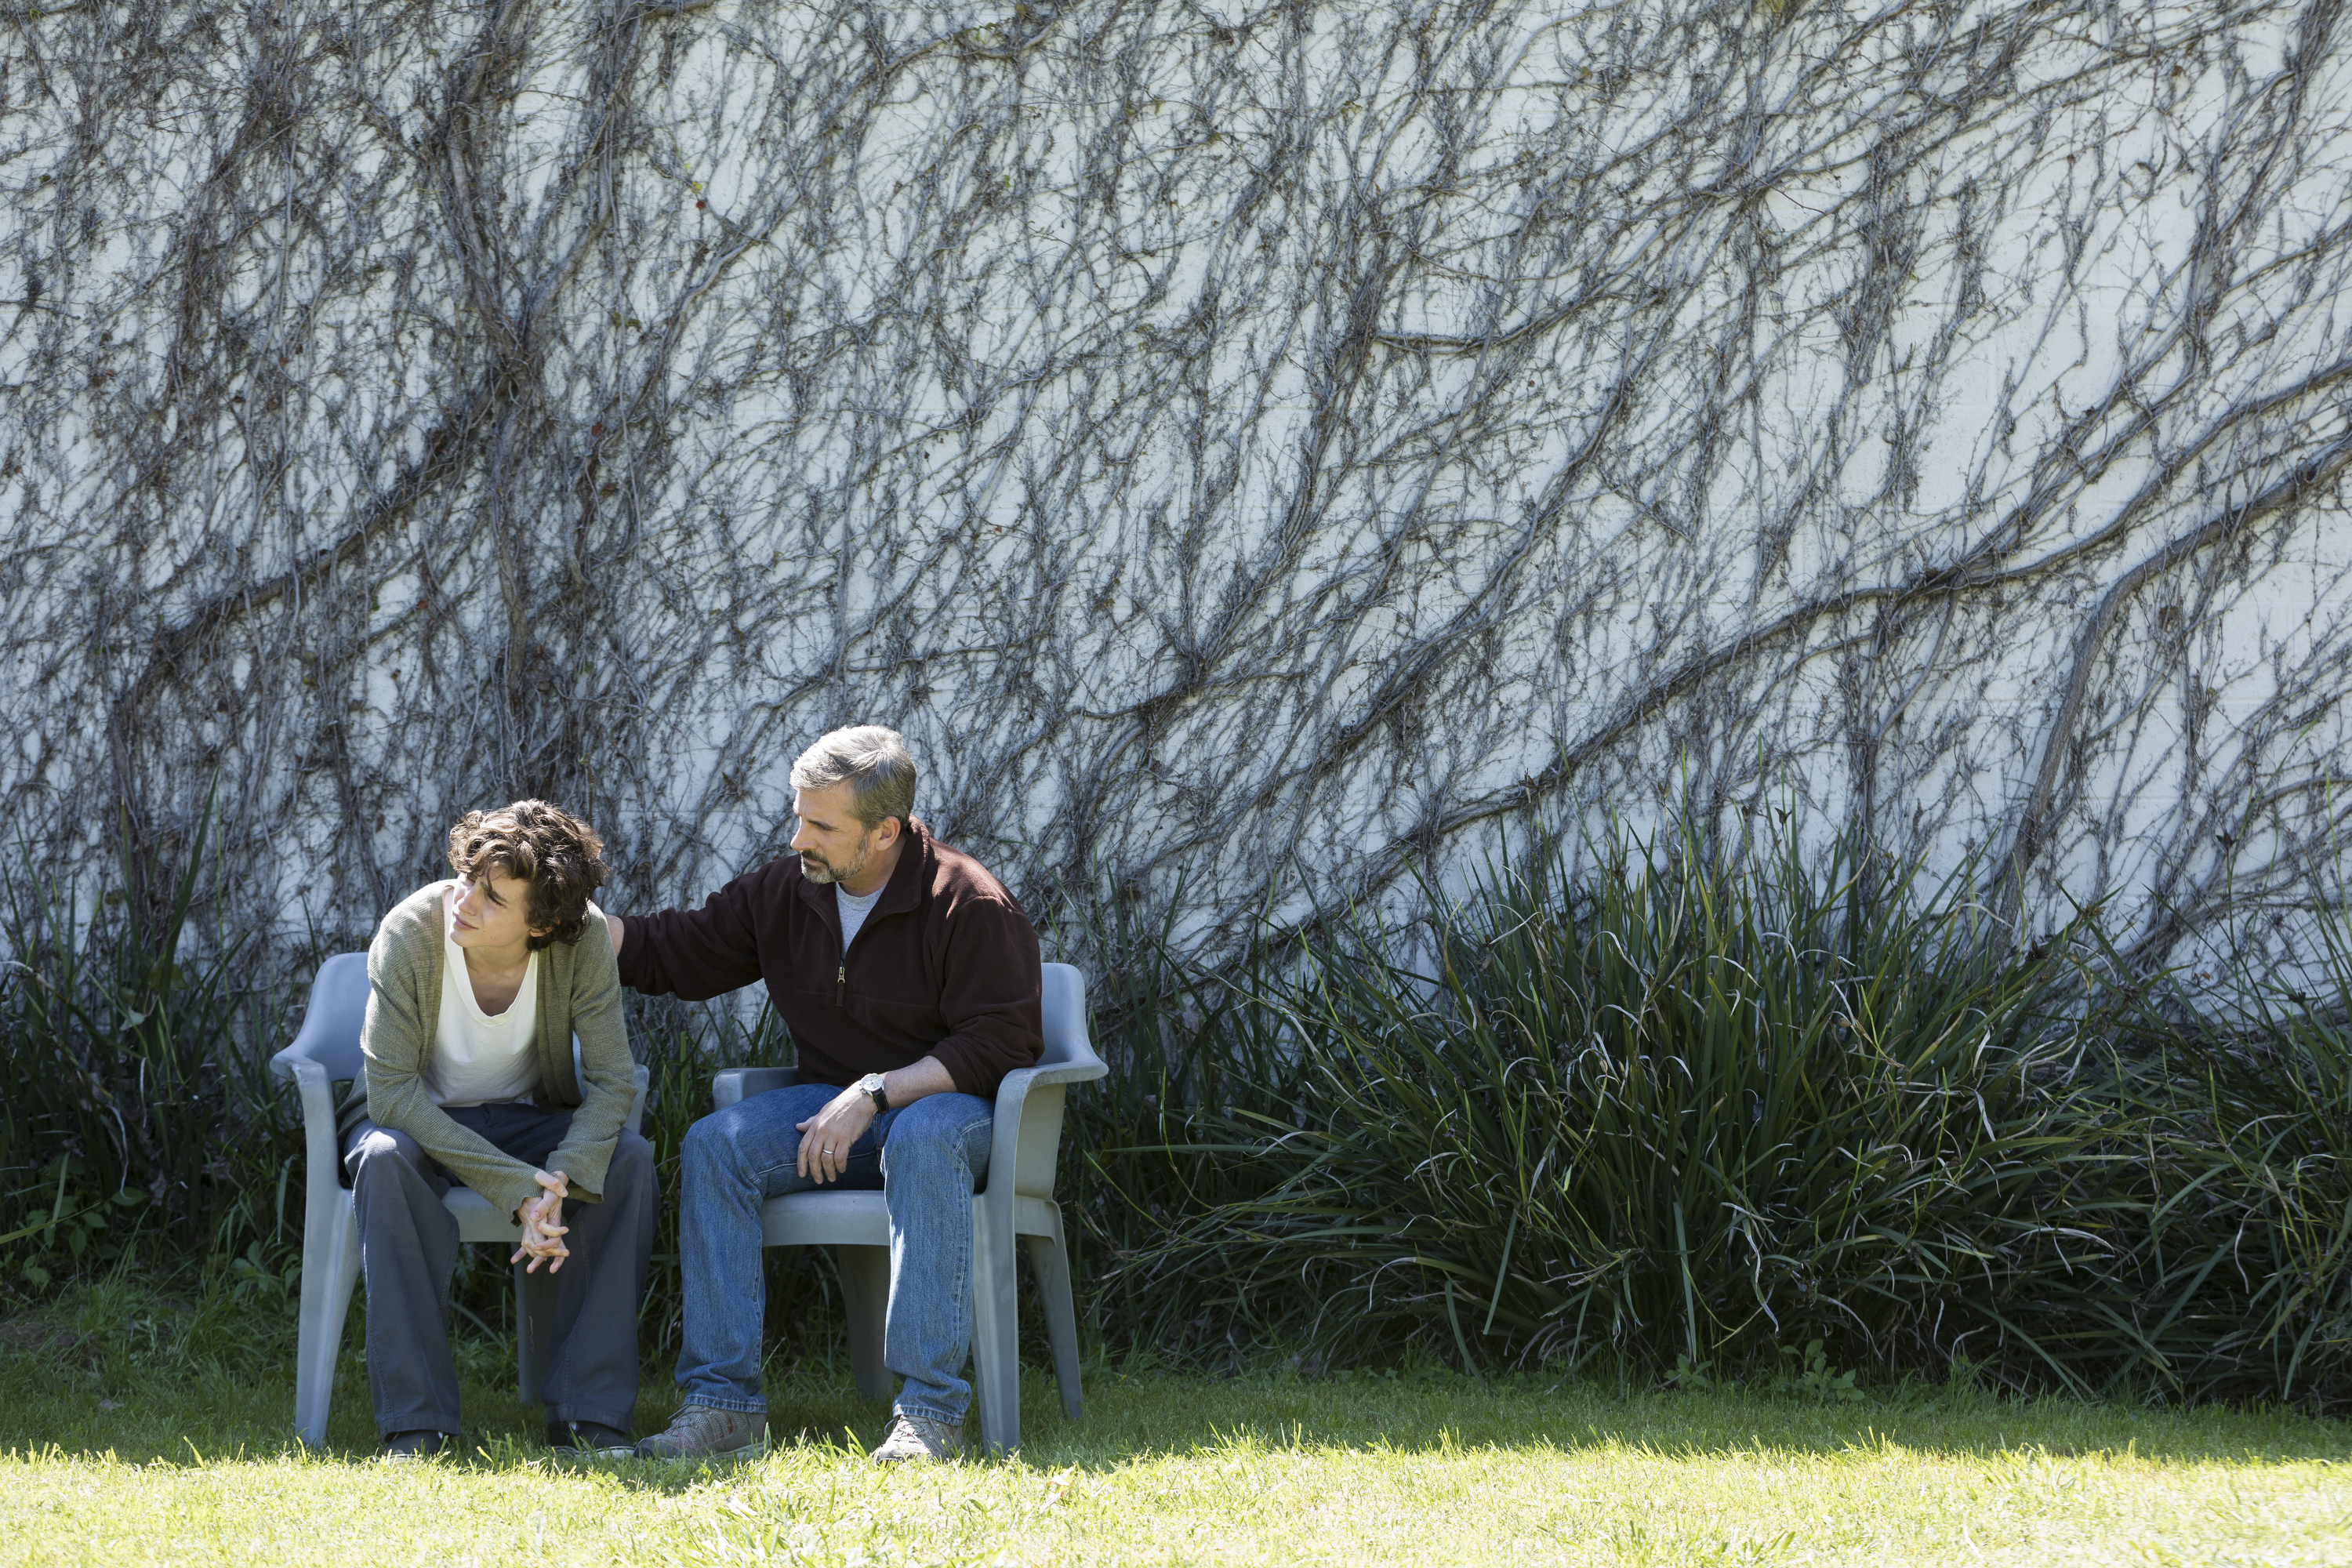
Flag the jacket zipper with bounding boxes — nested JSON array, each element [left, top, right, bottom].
[[836, 902, 879, 1004]]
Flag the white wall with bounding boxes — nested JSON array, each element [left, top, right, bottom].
[[2, 0, 2347, 982]]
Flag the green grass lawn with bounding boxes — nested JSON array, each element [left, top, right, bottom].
[[3, 1283, 2350, 1566]]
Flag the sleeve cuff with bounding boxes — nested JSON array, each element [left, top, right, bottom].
[[932, 1044, 986, 1101], [546, 1143, 609, 1203], [482, 1172, 544, 1221]]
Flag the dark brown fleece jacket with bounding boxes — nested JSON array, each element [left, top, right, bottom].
[[616, 820, 1043, 1098]]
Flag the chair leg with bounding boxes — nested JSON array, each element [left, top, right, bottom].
[[294, 1198, 363, 1450], [1024, 1210, 1084, 1421], [970, 1202, 1020, 1457], [834, 1244, 895, 1404], [516, 1261, 557, 1406]]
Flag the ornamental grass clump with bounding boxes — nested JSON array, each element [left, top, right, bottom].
[[2117, 888, 2352, 1403], [0, 796, 291, 1283], [1113, 821, 2136, 1388], [1062, 887, 1314, 1359]]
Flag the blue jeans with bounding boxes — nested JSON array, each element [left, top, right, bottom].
[[672, 1083, 996, 1425]]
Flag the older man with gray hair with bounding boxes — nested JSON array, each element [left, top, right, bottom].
[[608, 726, 1043, 1463]]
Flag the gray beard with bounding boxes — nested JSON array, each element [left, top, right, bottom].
[[800, 844, 869, 887]]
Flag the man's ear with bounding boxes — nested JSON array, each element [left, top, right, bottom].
[[874, 816, 903, 850]]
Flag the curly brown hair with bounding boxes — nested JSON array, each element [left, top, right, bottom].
[[445, 800, 608, 950]]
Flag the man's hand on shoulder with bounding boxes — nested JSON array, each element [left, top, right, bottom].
[[606, 913, 625, 958]]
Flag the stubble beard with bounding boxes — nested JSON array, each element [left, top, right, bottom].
[[800, 834, 873, 887]]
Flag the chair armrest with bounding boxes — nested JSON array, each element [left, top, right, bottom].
[[713, 1065, 800, 1111], [983, 1059, 1106, 1210], [1000, 1062, 1108, 1094], [280, 1057, 350, 1241], [626, 1065, 651, 1136], [269, 1025, 351, 1088]]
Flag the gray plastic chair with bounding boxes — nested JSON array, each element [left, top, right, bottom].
[[711, 960, 1105, 1457], [268, 950, 648, 1450]]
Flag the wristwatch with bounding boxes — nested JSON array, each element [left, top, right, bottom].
[[858, 1072, 891, 1115]]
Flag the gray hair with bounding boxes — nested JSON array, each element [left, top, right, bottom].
[[789, 725, 916, 830]]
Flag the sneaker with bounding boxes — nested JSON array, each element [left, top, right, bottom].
[[869, 1412, 964, 1464], [548, 1418, 637, 1459], [635, 1403, 765, 1461], [381, 1429, 447, 1461]]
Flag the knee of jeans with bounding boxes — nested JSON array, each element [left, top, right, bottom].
[[681, 1109, 754, 1184], [680, 1116, 722, 1175], [880, 1108, 990, 1183]]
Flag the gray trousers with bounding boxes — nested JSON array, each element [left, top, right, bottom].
[[343, 1104, 657, 1438]]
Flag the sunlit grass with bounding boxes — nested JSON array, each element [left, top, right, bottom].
[[3, 1293, 2350, 1566]]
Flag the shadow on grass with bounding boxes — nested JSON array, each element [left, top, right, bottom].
[[1034, 1367, 2352, 1469], [5, 1278, 2348, 1478], [6, 1331, 2350, 1484]]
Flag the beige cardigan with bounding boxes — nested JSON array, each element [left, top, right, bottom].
[[338, 881, 637, 1218]]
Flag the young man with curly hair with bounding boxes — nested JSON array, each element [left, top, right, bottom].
[[339, 800, 656, 1461]]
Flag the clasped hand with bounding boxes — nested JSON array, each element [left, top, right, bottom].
[[511, 1168, 571, 1273]]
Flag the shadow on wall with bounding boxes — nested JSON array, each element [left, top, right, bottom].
[[0, 0, 2344, 991]]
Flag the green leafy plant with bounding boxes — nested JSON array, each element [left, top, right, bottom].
[[1774, 1338, 1864, 1403], [0, 1157, 151, 1289], [225, 1240, 301, 1310]]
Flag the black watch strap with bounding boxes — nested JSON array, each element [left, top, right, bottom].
[[862, 1074, 891, 1114]]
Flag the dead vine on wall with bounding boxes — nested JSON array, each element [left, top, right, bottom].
[[3, 0, 2349, 998]]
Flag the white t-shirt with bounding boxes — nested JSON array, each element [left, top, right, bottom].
[[426, 890, 542, 1108], [837, 882, 884, 951]]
